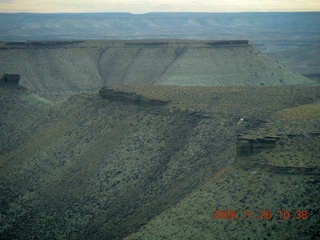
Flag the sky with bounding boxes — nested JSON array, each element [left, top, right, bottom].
[[0, 0, 319, 14]]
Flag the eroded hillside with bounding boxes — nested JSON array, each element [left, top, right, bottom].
[[0, 84, 319, 239]]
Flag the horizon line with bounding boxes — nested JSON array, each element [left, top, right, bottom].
[[1, 10, 320, 14]]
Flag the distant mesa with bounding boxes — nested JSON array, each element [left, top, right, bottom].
[[0, 39, 318, 100], [99, 86, 170, 106], [94, 39, 317, 87]]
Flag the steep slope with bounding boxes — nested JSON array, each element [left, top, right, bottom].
[[0, 85, 319, 239], [0, 40, 317, 100], [0, 86, 53, 154]]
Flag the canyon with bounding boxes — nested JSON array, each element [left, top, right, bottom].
[[0, 39, 319, 239]]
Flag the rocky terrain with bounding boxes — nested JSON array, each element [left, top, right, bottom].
[[0, 40, 317, 100], [0, 79, 319, 239]]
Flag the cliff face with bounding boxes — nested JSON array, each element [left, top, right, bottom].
[[236, 135, 279, 156], [0, 40, 317, 100]]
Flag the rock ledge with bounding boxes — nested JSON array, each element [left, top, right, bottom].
[[99, 87, 170, 106]]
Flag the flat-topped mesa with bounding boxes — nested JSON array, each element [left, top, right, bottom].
[[99, 86, 170, 106], [0, 39, 317, 100]]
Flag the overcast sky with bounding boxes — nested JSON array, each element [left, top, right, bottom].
[[0, 0, 319, 13]]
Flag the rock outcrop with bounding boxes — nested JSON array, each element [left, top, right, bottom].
[[236, 133, 320, 175], [99, 86, 170, 106], [236, 135, 280, 156], [0, 74, 20, 85]]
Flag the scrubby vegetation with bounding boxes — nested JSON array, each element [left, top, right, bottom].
[[0, 85, 319, 239]]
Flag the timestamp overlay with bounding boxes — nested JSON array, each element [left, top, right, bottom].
[[212, 210, 309, 220]]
